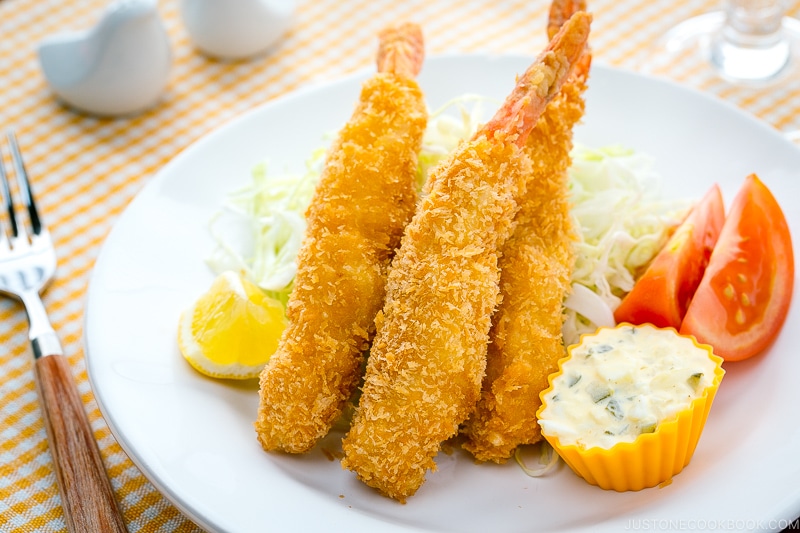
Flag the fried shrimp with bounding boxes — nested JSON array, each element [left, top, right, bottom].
[[340, 13, 592, 502], [254, 23, 427, 454], [462, 0, 591, 463]]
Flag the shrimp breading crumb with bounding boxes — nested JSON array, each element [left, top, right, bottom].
[[255, 72, 427, 454]]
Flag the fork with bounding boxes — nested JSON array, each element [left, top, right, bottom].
[[0, 131, 127, 533]]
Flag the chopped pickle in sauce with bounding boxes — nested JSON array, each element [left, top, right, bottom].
[[538, 325, 718, 449]]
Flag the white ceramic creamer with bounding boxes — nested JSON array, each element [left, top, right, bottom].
[[38, 0, 172, 116], [179, 0, 294, 59]]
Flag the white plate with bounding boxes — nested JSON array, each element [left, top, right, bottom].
[[85, 55, 800, 533]]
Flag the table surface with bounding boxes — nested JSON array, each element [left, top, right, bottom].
[[1, 0, 799, 531]]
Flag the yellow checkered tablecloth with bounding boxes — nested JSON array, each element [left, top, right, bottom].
[[0, 0, 798, 531]]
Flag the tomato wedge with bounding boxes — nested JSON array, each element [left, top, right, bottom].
[[614, 184, 725, 329], [680, 174, 794, 361]]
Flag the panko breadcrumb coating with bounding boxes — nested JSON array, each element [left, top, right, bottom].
[[255, 23, 427, 454], [462, 0, 591, 463], [340, 13, 592, 502]]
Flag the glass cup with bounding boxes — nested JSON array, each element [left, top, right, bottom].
[[650, 0, 800, 85]]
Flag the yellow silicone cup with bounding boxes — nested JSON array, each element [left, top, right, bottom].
[[536, 324, 725, 492]]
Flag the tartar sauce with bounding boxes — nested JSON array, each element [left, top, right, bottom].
[[538, 324, 717, 449]]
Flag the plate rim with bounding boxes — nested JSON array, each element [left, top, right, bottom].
[[83, 54, 800, 533]]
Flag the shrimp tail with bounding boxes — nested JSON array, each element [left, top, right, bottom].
[[480, 11, 591, 148], [550, 0, 593, 83], [377, 23, 425, 78], [548, 0, 587, 40]]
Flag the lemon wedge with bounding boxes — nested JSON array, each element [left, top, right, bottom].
[[178, 271, 287, 379]]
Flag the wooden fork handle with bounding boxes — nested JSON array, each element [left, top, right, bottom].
[[34, 354, 128, 533]]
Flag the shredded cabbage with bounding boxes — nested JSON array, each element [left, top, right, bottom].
[[514, 441, 560, 477], [563, 144, 690, 345], [206, 97, 690, 341], [206, 146, 326, 305], [417, 94, 495, 189]]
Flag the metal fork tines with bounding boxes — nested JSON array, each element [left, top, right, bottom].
[[0, 130, 62, 359], [0, 130, 127, 532]]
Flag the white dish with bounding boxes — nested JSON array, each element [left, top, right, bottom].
[[85, 55, 800, 533]]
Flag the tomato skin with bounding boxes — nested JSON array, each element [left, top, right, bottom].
[[680, 174, 794, 361], [614, 184, 725, 329]]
